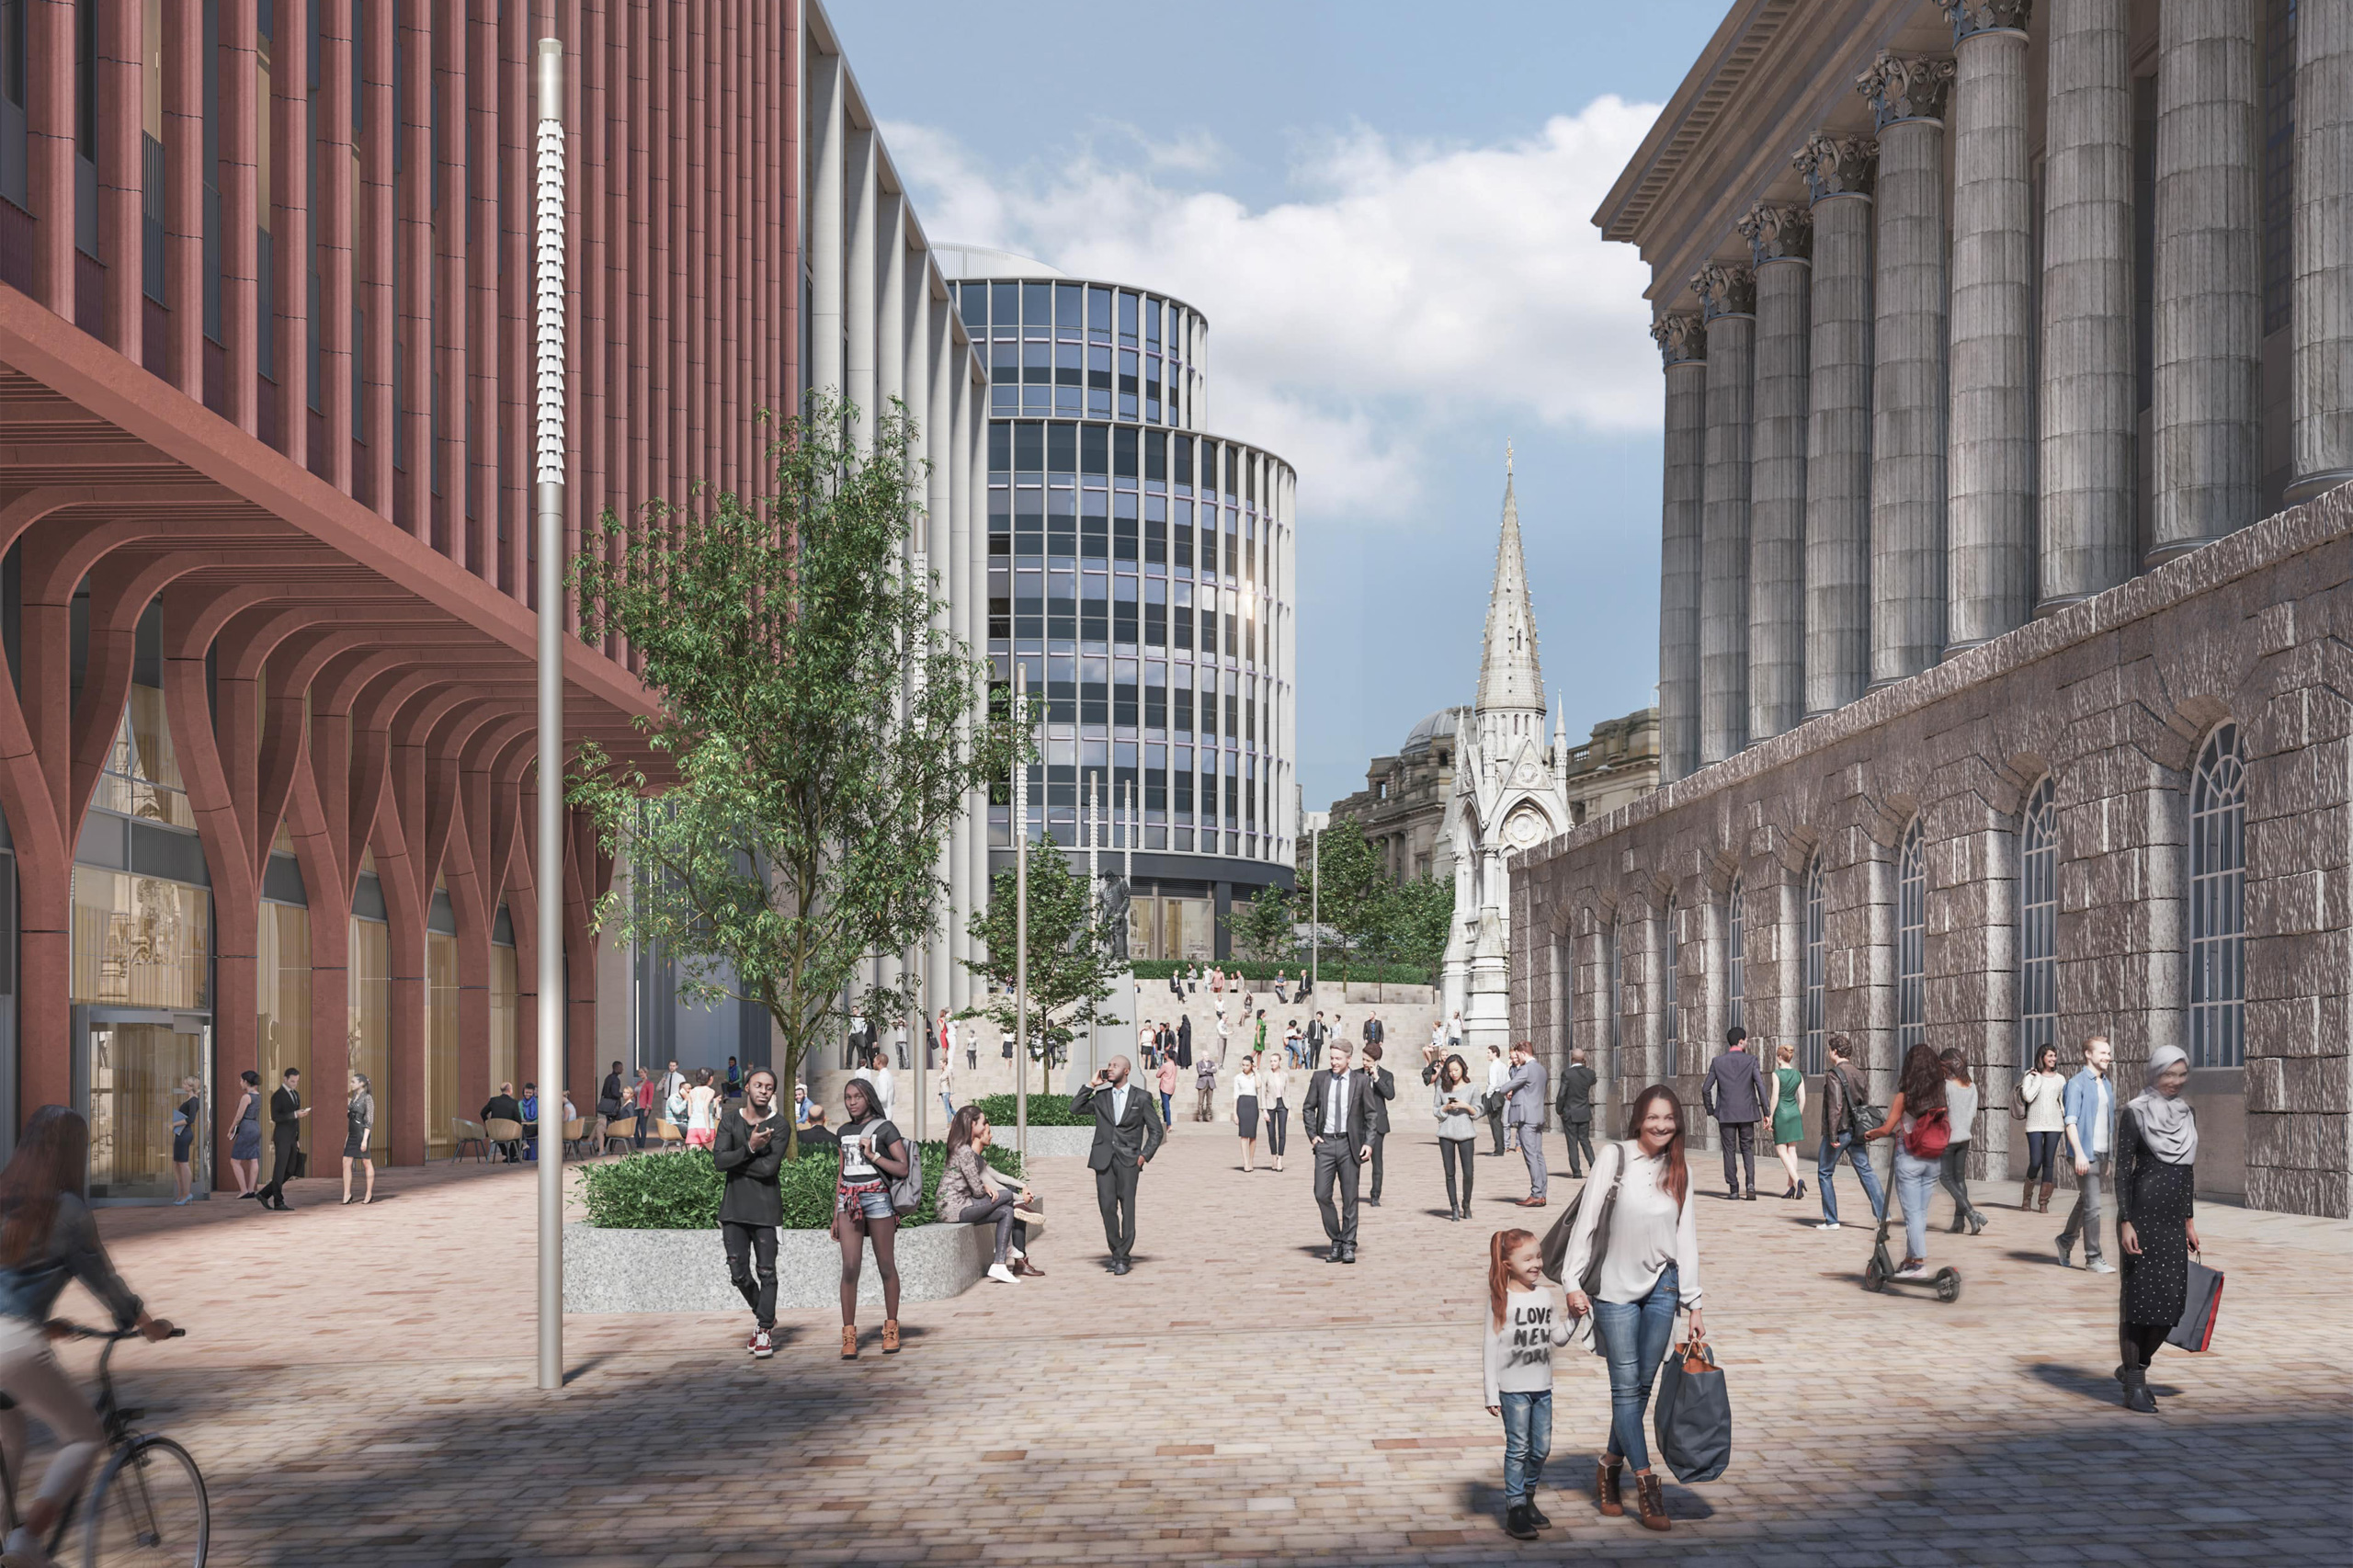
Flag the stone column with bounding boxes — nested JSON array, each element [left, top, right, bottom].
[[2039, 0, 2137, 606], [1654, 315, 1707, 783], [1943, 2, 2036, 653], [1859, 51, 1957, 687], [1739, 205, 1812, 744], [2153, 0, 2261, 558], [1697, 264, 1756, 767], [2290, 0, 2353, 505], [1796, 135, 1877, 718]]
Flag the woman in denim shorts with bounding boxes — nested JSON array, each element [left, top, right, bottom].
[[834, 1077, 909, 1360]]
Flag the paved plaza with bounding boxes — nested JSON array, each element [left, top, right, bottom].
[[69, 1118, 2353, 1567]]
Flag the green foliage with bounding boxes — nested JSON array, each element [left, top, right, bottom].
[[576, 1142, 1024, 1232], [1299, 817, 1453, 987], [1384, 874, 1457, 975], [567, 394, 1020, 1159], [960, 849, 1120, 1098], [967, 1091, 1092, 1129], [1232, 884, 1299, 966]]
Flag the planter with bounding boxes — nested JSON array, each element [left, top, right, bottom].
[[997, 1125, 1097, 1160], [563, 1221, 993, 1313]]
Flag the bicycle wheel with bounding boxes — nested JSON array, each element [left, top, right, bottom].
[[81, 1436, 208, 1568]]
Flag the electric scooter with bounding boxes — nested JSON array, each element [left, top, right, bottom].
[[1860, 1212, 1962, 1301]]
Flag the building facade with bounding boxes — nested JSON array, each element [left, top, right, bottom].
[[937, 245, 1299, 962], [1514, 0, 2353, 1217]]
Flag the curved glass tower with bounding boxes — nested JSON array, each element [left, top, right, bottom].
[[938, 247, 1297, 961]]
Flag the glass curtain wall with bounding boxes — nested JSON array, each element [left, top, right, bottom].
[[256, 902, 311, 1119]]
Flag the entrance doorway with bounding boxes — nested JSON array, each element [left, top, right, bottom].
[[73, 1007, 211, 1203]]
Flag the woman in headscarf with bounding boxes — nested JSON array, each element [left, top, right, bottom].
[[2114, 1043, 2199, 1414]]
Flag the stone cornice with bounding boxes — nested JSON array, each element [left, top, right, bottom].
[[1793, 134, 1878, 203], [1651, 313, 1708, 368], [1738, 202, 1813, 265], [1857, 51, 1957, 129], [1692, 262, 1758, 321]]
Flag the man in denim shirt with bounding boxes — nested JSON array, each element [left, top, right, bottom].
[[2056, 1035, 2117, 1273]]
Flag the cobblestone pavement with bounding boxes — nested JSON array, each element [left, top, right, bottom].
[[68, 1116, 2353, 1566]]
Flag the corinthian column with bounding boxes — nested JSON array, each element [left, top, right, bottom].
[[2290, 0, 2353, 505], [2040, 0, 2136, 606], [1943, 1, 2035, 653], [2153, 0, 2261, 558], [1739, 205, 1811, 744], [1654, 315, 1707, 783], [1796, 135, 1876, 717], [1696, 263, 1756, 767], [1859, 51, 1956, 687]]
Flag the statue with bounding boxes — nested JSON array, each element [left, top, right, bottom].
[[1098, 875, 1131, 963]]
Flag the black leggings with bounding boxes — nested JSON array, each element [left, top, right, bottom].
[[961, 1189, 1029, 1265], [2025, 1130, 2064, 1184], [1266, 1106, 1289, 1157], [1441, 1138, 1475, 1210], [2121, 1321, 2169, 1370], [1939, 1142, 1981, 1221]]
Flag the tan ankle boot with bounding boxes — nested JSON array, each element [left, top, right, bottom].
[[1596, 1458, 1624, 1517], [840, 1325, 858, 1359], [882, 1318, 901, 1354], [1636, 1472, 1670, 1531]]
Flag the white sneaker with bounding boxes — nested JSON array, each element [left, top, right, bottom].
[[1814, 1220, 1841, 1230], [4, 1525, 58, 1568], [1893, 1263, 1931, 1281], [986, 1263, 1020, 1285], [751, 1330, 774, 1359]]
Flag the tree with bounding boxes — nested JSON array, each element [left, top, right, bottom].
[[1384, 874, 1456, 978], [568, 396, 1013, 1157], [960, 849, 1120, 1100], [1305, 818, 1392, 980], [1232, 883, 1299, 967]]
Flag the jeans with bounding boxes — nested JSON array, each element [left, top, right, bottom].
[[1938, 1141, 1981, 1224], [1440, 1137, 1475, 1210], [1563, 1120, 1596, 1176], [722, 1221, 779, 1330], [1817, 1129, 1885, 1224], [1892, 1146, 1937, 1264], [1499, 1389, 1553, 1506], [1594, 1263, 1680, 1473], [2024, 1129, 2063, 1185], [940, 1090, 956, 1122], [2060, 1151, 2109, 1261], [1159, 1090, 1174, 1126], [1717, 1120, 1756, 1192]]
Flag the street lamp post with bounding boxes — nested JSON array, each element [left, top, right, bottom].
[[531, 35, 567, 1395], [1014, 665, 1029, 1165], [1305, 811, 1329, 1000]]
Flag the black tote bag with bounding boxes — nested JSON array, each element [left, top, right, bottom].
[[1653, 1338, 1733, 1483]]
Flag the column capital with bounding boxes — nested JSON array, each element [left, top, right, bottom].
[[1738, 203, 1813, 266], [1792, 134, 1878, 202], [1941, 0, 2033, 43], [1857, 51, 1957, 129], [1651, 313, 1707, 368], [1692, 262, 1757, 322]]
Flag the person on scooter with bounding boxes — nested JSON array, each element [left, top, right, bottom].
[[1863, 1043, 1949, 1282]]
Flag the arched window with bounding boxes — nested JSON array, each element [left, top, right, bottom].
[[2018, 778, 2059, 1073], [2189, 723, 2245, 1068], [1897, 819, 1927, 1056], [1662, 896, 1679, 1062], [1725, 876, 1745, 1035], [1802, 856, 1825, 1074], [1607, 913, 1625, 1087]]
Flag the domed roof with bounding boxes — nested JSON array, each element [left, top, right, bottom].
[[1401, 707, 1461, 757]]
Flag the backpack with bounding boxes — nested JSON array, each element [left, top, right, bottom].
[[886, 1128, 926, 1215], [1902, 1107, 1951, 1160]]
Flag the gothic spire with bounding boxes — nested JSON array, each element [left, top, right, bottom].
[[1476, 448, 1547, 726]]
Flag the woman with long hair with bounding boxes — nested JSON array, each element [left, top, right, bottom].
[[1483, 1226, 1574, 1540], [227, 1069, 264, 1199], [169, 1075, 202, 1206], [1261, 1052, 1290, 1173], [1764, 1042, 1806, 1199], [2014, 1042, 2067, 1210], [1561, 1085, 1704, 1532], [0, 1108, 175, 1564], [1937, 1046, 1986, 1233], [341, 1071, 376, 1205], [937, 1106, 1041, 1285], [1864, 1042, 1951, 1279], [1433, 1054, 1480, 1220], [834, 1076, 910, 1358]]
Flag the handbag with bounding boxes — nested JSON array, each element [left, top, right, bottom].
[[288, 1149, 309, 1179], [2165, 1252, 2224, 1352], [1652, 1337, 1733, 1483], [1539, 1144, 1624, 1357], [1835, 1067, 1886, 1141]]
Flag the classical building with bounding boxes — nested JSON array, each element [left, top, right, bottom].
[[1514, 0, 2353, 1216], [936, 244, 1299, 962]]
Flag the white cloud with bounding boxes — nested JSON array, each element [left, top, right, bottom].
[[881, 100, 1664, 521]]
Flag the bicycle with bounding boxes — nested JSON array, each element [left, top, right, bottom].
[[0, 1322, 207, 1567]]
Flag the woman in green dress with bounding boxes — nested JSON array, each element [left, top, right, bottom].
[[1765, 1041, 1807, 1199]]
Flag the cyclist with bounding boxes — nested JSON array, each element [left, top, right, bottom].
[[0, 1107, 172, 1568]]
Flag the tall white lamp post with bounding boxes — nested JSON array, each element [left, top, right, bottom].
[[1305, 811, 1329, 1000], [532, 35, 567, 1394]]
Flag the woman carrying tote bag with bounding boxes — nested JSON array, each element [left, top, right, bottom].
[[2115, 1044, 2200, 1414]]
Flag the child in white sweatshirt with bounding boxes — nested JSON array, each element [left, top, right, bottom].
[[1483, 1227, 1574, 1540]]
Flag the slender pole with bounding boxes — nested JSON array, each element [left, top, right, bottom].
[[1087, 772, 1099, 1082], [1311, 822, 1320, 997], [1014, 665, 1029, 1165], [531, 35, 566, 1395]]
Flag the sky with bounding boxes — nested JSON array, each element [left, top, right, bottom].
[[829, 0, 1731, 813]]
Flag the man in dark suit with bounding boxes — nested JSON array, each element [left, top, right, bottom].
[[256, 1068, 310, 1210], [1301, 1043, 1373, 1263], [482, 1082, 525, 1162], [1175, 1015, 1193, 1069], [1702, 1026, 1768, 1199], [1362, 1013, 1384, 1051], [1554, 1048, 1598, 1176], [1073, 1056, 1164, 1276], [1358, 1041, 1397, 1206]]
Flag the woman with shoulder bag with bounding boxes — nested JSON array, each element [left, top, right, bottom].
[[1560, 1085, 1705, 1533], [1863, 1043, 1949, 1282], [833, 1078, 910, 1358], [2014, 1043, 2067, 1210]]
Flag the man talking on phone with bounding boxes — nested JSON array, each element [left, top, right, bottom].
[[1074, 1055, 1163, 1276]]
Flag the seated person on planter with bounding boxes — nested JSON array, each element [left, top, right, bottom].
[[938, 1107, 1043, 1285]]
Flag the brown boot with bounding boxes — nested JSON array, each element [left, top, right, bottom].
[[2038, 1181, 2055, 1212], [1636, 1472, 1670, 1531], [840, 1325, 858, 1360], [882, 1318, 901, 1354], [2021, 1179, 2037, 1210], [1596, 1457, 1624, 1517]]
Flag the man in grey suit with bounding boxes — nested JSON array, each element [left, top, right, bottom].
[[1073, 1056, 1164, 1276], [1301, 1042, 1374, 1263], [1702, 1025, 1768, 1199], [1503, 1042, 1551, 1207]]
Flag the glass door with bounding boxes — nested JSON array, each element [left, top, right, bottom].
[[78, 1009, 210, 1201]]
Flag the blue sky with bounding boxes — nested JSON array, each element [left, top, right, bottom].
[[831, 0, 1729, 813]]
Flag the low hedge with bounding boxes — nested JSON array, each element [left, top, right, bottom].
[[576, 1141, 1024, 1232], [967, 1092, 1091, 1129], [1131, 959, 1435, 987]]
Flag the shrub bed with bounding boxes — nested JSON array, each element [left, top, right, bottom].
[[576, 1142, 1023, 1231], [967, 1091, 1091, 1129]]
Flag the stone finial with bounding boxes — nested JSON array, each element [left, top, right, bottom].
[[1856, 51, 1957, 129], [1941, 0, 2033, 41], [1738, 203, 1813, 266], [1650, 313, 1706, 367], [1690, 262, 1757, 322], [1792, 134, 1878, 203]]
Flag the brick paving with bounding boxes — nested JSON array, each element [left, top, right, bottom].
[[62, 1117, 2353, 1566]]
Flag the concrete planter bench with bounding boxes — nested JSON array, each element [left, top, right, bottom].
[[994, 1125, 1096, 1160], [563, 1221, 992, 1313]]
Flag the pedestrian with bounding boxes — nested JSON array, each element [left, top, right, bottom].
[[227, 1069, 263, 1199], [1232, 1055, 1263, 1173], [169, 1075, 202, 1206], [1195, 1051, 1217, 1122], [1176, 1014, 1193, 1069], [1700, 1027, 1767, 1199], [1215, 1015, 1232, 1059], [255, 1068, 309, 1210], [844, 1012, 868, 1072], [1154, 1052, 1179, 1128], [1560, 1084, 1705, 1534], [1814, 1035, 1886, 1231], [1306, 1011, 1327, 1066], [1363, 1012, 1384, 1052], [965, 1015, 979, 1072], [1302, 1042, 1373, 1264], [854, 1047, 897, 1124], [938, 1008, 955, 1074], [723, 1056, 743, 1099], [1074, 1057, 1163, 1276], [1254, 1009, 1271, 1061], [937, 1051, 957, 1124], [1137, 1017, 1157, 1069], [1433, 1054, 1480, 1220], [1448, 1011, 1464, 1051], [632, 1068, 657, 1148], [2057, 1034, 2118, 1273], [2014, 1042, 2067, 1210], [1360, 1041, 1396, 1205], [1502, 1041, 1550, 1208], [597, 1060, 628, 1148], [1938, 1046, 1986, 1233], [1430, 1017, 1448, 1064], [340, 1072, 376, 1205], [938, 1106, 1044, 1285], [1764, 1041, 1807, 1199], [1484, 1226, 1575, 1540], [685, 1070, 722, 1150], [833, 1076, 908, 1358], [1262, 1051, 1290, 1174], [1861, 1041, 1949, 1282], [892, 1020, 910, 1072], [716, 1068, 788, 1358], [2115, 1043, 2199, 1414], [1554, 1049, 1597, 1177], [517, 1083, 540, 1162], [1284, 1019, 1303, 1067], [1483, 1044, 1511, 1156]]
